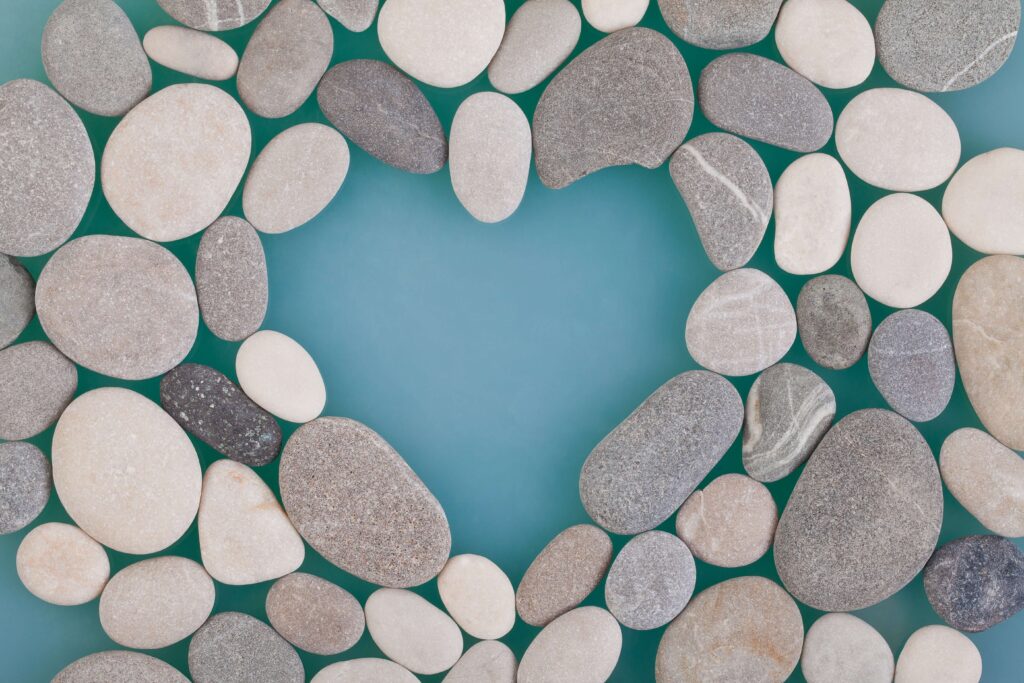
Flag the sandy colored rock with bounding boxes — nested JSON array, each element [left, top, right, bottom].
[[658, 0, 782, 49], [0, 442, 51, 535], [365, 588, 463, 675], [676, 474, 778, 567], [894, 625, 982, 683], [236, 330, 326, 423], [797, 274, 871, 370], [775, 0, 875, 89], [195, 216, 268, 342], [266, 572, 365, 655], [438, 554, 515, 639], [16, 522, 109, 606], [518, 607, 622, 683], [444, 641, 517, 683], [941, 428, 1024, 537], [53, 651, 189, 683], [801, 613, 894, 683], [774, 153, 851, 275], [143, 25, 238, 80], [312, 659, 417, 683], [0, 342, 77, 440], [188, 612, 303, 683], [582, 0, 648, 32], [488, 0, 580, 95], [605, 531, 695, 630], [318, 0, 379, 31], [0, 256, 34, 349], [942, 147, 1024, 254], [156, 0, 272, 31]]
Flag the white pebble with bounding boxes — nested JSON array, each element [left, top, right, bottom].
[[774, 153, 851, 275], [365, 588, 464, 675], [16, 522, 109, 606], [236, 330, 326, 423], [774, 0, 874, 89], [895, 625, 981, 683], [582, 0, 648, 33], [942, 147, 1024, 255], [142, 26, 238, 81], [801, 612, 894, 683], [437, 554, 515, 640]]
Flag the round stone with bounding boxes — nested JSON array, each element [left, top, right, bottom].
[[774, 0, 875, 89], [16, 522, 109, 606], [773, 153, 851, 275], [53, 651, 189, 683], [658, 0, 783, 49], [312, 659, 418, 683], [582, 0, 648, 32], [488, 0, 581, 95], [317, 0, 380, 32], [437, 554, 515, 640], [443, 641, 517, 683], [797, 274, 872, 370], [36, 235, 198, 381], [801, 613, 895, 683], [0, 255, 34, 349], [605, 531, 696, 630], [365, 588, 464, 675], [156, 0, 273, 30], [188, 612, 304, 683], [940, 428, 1024, 537], [942, 147, 1024, 254], [0, 342, 77, 440], [894, 625, 982, 683], [266, 572, 365, 655], [0, 442, 50, 535], [143, 25, 239, 81], [236, 330, 326, 423], [518, 607, 622, 683], [52, 388, 202, 555], [195, 216, 268, 343], [676, 474, 778, 567]]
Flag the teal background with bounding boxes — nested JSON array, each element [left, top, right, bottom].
[[1, 0, 1022, 680]]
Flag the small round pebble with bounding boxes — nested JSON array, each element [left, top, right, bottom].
[[676, 474, 778, 567], [941, 428, 1024, 537], [317, 0, 380, 32], [143, 25, 239, 80], [16, 522, 109, 606], [894, 625, 982, 683], [156, 0, 273, 31], [0, 342, 77, 440], [605, 531, 696, 630], [195, 217, 268, 343], [0, 443, 50, 535], [443, 640, 517, 683], [797, 274, 872, 370], [518, 607, 622, 683], [582, 0, 648, 32], [365, 588, 464, 675], [53, 651, 189, 683], [312, 659, 417, 683], [773, 153, 851, 275], [0, 256, 34, 349], [942, 147, 1024, 255], [488, 0, 581, 95], [774, 0, 875, 89], [658, 0, 783, 49], [266, 572, 365, 655], [801, 613, 895, 683], [236, 330, 326, 423], [189, 612, 304, 683], [437, 553, 516, 640]]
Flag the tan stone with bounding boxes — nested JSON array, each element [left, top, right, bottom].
[[676, 473, 778, 567], [143, 26, 238, 80], [895, 625, 981, 683], [266, 572, 364, 655], [517, 607, 621, 683], [941, 428, 1024, 536], [16, 522, 109, 606]]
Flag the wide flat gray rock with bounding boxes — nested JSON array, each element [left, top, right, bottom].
[[488, 0, 580, 95], [0, 341, 77, 441], [195, 216, 268, 342], [317, 0, 379, 32], [53, 651, 189, 683], [658, 0, 783, 49], [797, 274, 872, 370], [605, 531, 695, 630], [266, 572, 365, 656], [188, 612, 303, 683], [157, 0, 272, 30], [0, 256, 33, 350], [0, 442, 51, 535]]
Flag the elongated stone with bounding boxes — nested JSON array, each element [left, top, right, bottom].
[[438, 554, 515, 640], [801, 613, 894, 683], [195, 216, 268, 342], [365, 588, 463, 675], [156, 0, 272, 31], [317, 0, 379, 32], [266, 572, 365, 655], [774, 153, 851, 275], [605, 531, 695, 630], [0, 442, 51, 535], [488, 0, 581, 95], [0, 256, 33, 349], [676, 474, 778, 568], [53, 651, 189, 683], [188, 612, 303, 683], [940, 428, 1024, 537], [518, 607, 622, 683], [0, 342, 77, 441], [444, 641, 517, 683], [942, 147, 1024, 255], [235, 330, 326, 424], [797, 274, 871, 370], [894, 625, 982, 683], [775, 0, 875, 89], [143, 26, 238, 80], [312, 659, 417, 683], [16, 522, 109, 606]]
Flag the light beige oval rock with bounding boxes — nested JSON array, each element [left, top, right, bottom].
[[236, 330, 326, 423], [0, 341, 77, 441], [143, 26, 239, 80], [16, 522, 109, 606], [266, 572, 365, 655], [99, 556, 215, 649], [774, 153, 851, 275], [941, 428, 1024, 536], [582, 0, 648, 32], [942, 147, 1024, 255], [774, 0, 874, 89], [518, 606, 621, 683], [312, 659, 418, 683], [487, 0, 581, 95], [801, 613, 894, 683], [52, 388, 202, 555], [437, 553, 515, 640], [365, 588, 464, 675], [894, 624, 982, 683], [444, 640, 517, 683]]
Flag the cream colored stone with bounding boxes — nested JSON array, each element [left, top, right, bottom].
[[437, 554, 515, 640], [236, 330, 326, 423], [895, 625, 981, 683], [942, 147, 1024, 255], [365, 588, 464, 675], [941, 428, 1024, 537], [774, 0, 874, 89], [517, 606, 621, 683], [312, 659, 418, 683], [444, 640, 517, 683], [774, 153, 851, 275], [801, 613, 894, 683], [143, 26, 238, 80], [582, 0, 648, 32], [16, 522, 109, 606], [487, 0, 581, 95]]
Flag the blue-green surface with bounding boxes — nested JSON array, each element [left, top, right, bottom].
[[1, 0, 1023, 681]]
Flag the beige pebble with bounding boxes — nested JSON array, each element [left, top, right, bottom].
[[443, 640, 517, 683], [773, 153, 851, 275], [942, 147, 1024, 255], [236, 330, 326, 423], [16, 522, 109, 606], [266, 572, 365, 655], [518, 606, 621, 683], [311, 658, 417, 683], [365, 588, 464, 675], [437, 553, 515, 640], [143, 26, 238, 80], [582, 0, 648, 32], [895, 625, 981, 683], [801, 612, 894, 683], [941, 428, 1024, 537], [487, 0, 581, 95], [774, 0, 874, 89]]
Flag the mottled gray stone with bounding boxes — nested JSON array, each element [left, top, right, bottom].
[[797, 274, 872, 370], [280, 417, 451, 587], [188, 612, 303, 683], [0, 256, 33, 349], [743, 363, 836, 483], [924, 535, 1024, 632], [658, 0, 783, 49], [318, 60, 447, 174], [698, 53, 833, 153], [157, 0, 272, 30], [605, 531, 696, 630], [580, 371, 743, 534], [0, 342, 77, 440], [53, 651, 189, 683], [488, 0, 581, 95], [869, 310, 955, 422], [801, 613, 894, 683], [517, 607, 622, 683], [533, 27, 693, 189], [670, 132, 772, 271], [195, 217, 267, 342], [443, 640, 517, 683], [0, 442, 51, 535], [775, 409, 943, 611], [876, 0, 1021, 92], [318, 0, 378, 31], [266, 572, 365, 656]]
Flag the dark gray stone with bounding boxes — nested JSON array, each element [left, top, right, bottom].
[[797, 274, 872, 370], [533, 27, 693, 189], [53, 650, 189, 683], [605, 531, 696, 631], [658, 0, 783, 49], [0, 342, 77, 441], [0, 442, 51, 535], [195, 216, 267, 342], [157, 0, 272, 30], [0, 256, 34, 349], [189, 612, 303, 683], [317, 0, 379, 32]]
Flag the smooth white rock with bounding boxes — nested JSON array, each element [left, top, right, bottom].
[[942, 147, 1024, 255], [582, 0, 648, 32], [774, 153, 851, 275], [365, 588, 464, 675], [16, 522, 109, 606], [894, 625, 982, 683], [487, 0, 581, 95], [518, 606, 622, 683], [801, 613, 894, 683], [312, 659, 418, 683], [444, 640, 517, 683], [774, 0, 874, 89], [437, 554, 515, 640], [143, 26, 238, 80], [236, 330, 326, 423]]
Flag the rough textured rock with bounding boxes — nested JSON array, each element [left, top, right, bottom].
[[156, 0, 272, 31], [16, 522, 109, 606], [266, 572, 365, 655], [941, 428, 1024, 537], [943, 147, 1024, 255], [676, 474, 778, 567], [579, 371, 743, 534], [188, 612, 303, 683], [670, 133, 772, 271], [312, 659, 417, 683], [235, 330, 326, 423], [582, 0, 648, 32], [894, 625, 982, 683], [143, 26, 238, 80], [53, 651, 189, 683], [775, 0, 875, 89], [0, 256, 34, 348], [318, 0, 379, 32], [797, 274, 872, 370], [801, 613, 895, 683], [533, 28, 693, 189], [488, 0, 581, 95], [0, 342, 77, 440], [443, 641, 517, 683], [868, 310, 955, 421], [365, 588, 464, 675], [437, 554, 515, 640], [318, 60, 447, 174], [280, 417, 451, 587], [774, 153, 851, 275], [0, 442, 51, 535], [658, 0, 783, 49], [774, 409, 943, 611], [195, 216, 268, 342], [517, 607, 622, 683], [605, 531, 695, 630]]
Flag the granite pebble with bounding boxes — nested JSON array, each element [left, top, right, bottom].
[[236, 330, 326, 423], [658, 0, 783, 49], [487, 0, 581, 95], [312, 659, 417, 683], [143, 25, 238, 80], [16, 522, 109, 606], [0, 342, 77, 440], [801, 613, 895, 683], [775, 0, 875, 89], [894, 625, 982, 683], [188, 612, 304, 683], [437, 553, 515, 640], [773, 153, 851, 275], [940, 428, 1024, 537], [0, 256, 34, 348], [517, 607, 622, 683], [156, 0, 272, 31], [796, 274, 872, 370], [266, 572, 365, 655], [53, 651, 189, 683], [943, 147, 1024, 254], [676, 474, 778, 567], [604, 531, 696, 630], [0, 443, 51, 535], [317, 0, 379, 31], [365, 588, 464, 675], [195, 216, 268, 342], [582, 0, 648, 32], [443, 640, 517, 683]]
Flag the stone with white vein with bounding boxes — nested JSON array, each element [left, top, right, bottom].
[[156, 0, 273, 31], [16, 522, 110, 606], [143, 26, 238, 80], [774, 0, 875, 89], [365, 588, 464, 675], [942, 147, 1024, 254], [774, 153, 851, 275], [236, 330, 326, 423], [317, 0, 379, 31], [488, 0, 581, 95], [582, 0, 648, 32]]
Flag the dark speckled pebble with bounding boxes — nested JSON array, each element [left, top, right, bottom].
[[188, 612, 303, 683]]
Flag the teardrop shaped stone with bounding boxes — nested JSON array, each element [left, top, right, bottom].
[[317, 0, 379, 32], [444, 641, 517, 683], [488, 0, 581, 95]]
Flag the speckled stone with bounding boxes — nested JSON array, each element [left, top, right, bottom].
[[365, 588, 464, 675], [924, 535, 1024, 631], [582, 0, 648, 32], [775, 409, 943, 611], [16, 522, 109, 606], [443, 641, 517, 683], [580, 371, 743, 534], [318, 60, 447, 174], [698, 53, 833, 153], [676, 474, 778, 567], [188, 612, 304, 683], [797, 275, 872, 370], [0, 443, 50, 535], [143, 26, 238, 80], [0, 80, 93, 258], [516, 524, 612, 627], [876, 0, 1021, 92], [438, 554, 515, 639], [235, 330, 326, 423], [195, 216, 268, 342], [670, 133, 772, 271], [312, 659, 418, 683], [0, 342, 77, 440], [42, 0, 151, 117], [266, 572, 365, 655], [775, 0, 875, 89], [156, 0, 272, 31], [801, 613, 894, 683], [488, 0, 581, 95], [774, 153, 851, 275], [605, 531, 695, 630], [941, 428, 1024, 537], [894, 625, 982, 683], [533, 28, 693, 189], [0, 256, 33, 349], [518, 607, 622, 683], [743, 363, 835, 483], [656, 576, 803, 683], [280, 417, 451, 587], [36, 235, 198, 380], [658, 0, 783, 49], [943, 147, 1024, 255], [317, 0, 379, 31], [53, 651, 189, 683]]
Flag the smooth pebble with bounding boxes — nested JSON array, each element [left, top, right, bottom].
[[582, 0, 647, 32], [773, 153, 851, 275], [774, 0, 875, 89], [658, 0, 783, 49], [797, 274, 872, 370], [143, 26, 238, 80], [195, 216, 268, 342], [365, 588, 463, 675], [0, 442, 51, 535], [236, 330, 326, 423], [487, 0, 580, 95], [801, 613, 894, 683], [942, 147, 1024, 254], [156, 0, 272, 31], [605, 531, 696, 630], [443, 640, 517, 683], [266, 572, 365, 655], [312, 659, 417, 683], [517, 607, 622, 683], [317, 0, 379, 32], [676, 474, 778, 567], [0, 341, 77, 440], [0, 256, 34, 348], [53, 651, 189, 683], [437, 553, 515, 640], [941, 428, 1024, 537], [16, 522, 109, 606], [188, 612, 304, 683], [894, 625, 982, 683]]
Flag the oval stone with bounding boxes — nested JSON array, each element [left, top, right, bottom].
[[443, 641, 517, 683], [774, 0, 875, 89], [0, 342, 77, 440], [0, 256, 34, 349], [143, 25, 238, 80], [774, 153, 851, 275], [188, 612, 303, 683], [518, 607, 622, 683], [102, 83, 251, 242], [16, 522, 109, 606], [942, 147, 1024, 255], [582, 0, 648, 32], [437, 553, 515, 639], [266, 572, 365, 655], [99, 556, 214, 649], [605, 531, 695, 630], [236, 330, 326, 423], [488, 0, 581, 95], [280, 417, 452, 587], [774, 409, 943, 611], [365, 588, 463, 675], [156, 0, 272, 31], [52, 388, 202, 555], [894, 625, 982, 683], [797, 274, 872, 370], [317, 0, 379, 32], [312, 659, 417, 683], [53, 651, 189, 683], [940, 428, 1024, 537], [801, 613, 894, 683], [580, 371, 743, 534], [195, 216, 268, 342], [658, 0, 782, 49], [676, 474, 778, 567], [0, 442, 51, 535]]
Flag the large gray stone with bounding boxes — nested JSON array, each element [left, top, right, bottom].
[[0, 342, 76, 441], [0, 442, 51, 535], [157, 0, 272, 30], [605, 531, 695, 630], [658, 0, 783, 49], [195, 216, 268, 342], [488, 0, 581, 95], [797, 274, 872, 370], [188, 612, 303, 683], [0, 256, 33, 349], [317, 0, 379, 32], [53, 651, 189, 683], [266, 572, 365, 656]]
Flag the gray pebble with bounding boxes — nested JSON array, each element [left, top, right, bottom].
[[0, 256, 34, 350], [488, 0, 582, 95], [533, 27, 693, 189], [797, 274, 872, 370], [0, 442, 51, 535], [698, 53, 833, 153], [157, 0, 272, 31], [658, 0, 783, 49], [53, 650, 189, 683], [0, 342, 77, 441], [195, 216, 267, 342], [605, 531, 696, 631], [670, 132, 772, 271], [266, 572, 365, 655], [318, 60, 447, 174], [189, 612, 303, 683], [443, 640, 517, 683], [317, 0, 379, 32]]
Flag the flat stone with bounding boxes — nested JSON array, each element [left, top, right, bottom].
[[658, 0, 783, 49], [377, 0, 505, 88], [876, 0, 1021, 92], [0, 442, 50, 535], [742, 363, 835, 483], [670, 133, 772, 271], [317, 0, 379, 31], [676, 474, 778, 567], [102, 83, 250, 242], [774, 153, 851, 275], [188, 612, 304, 683], [52, 388, 202, 555], [836, 88, 961, 191], [443, 641, 517, 683], [365, 588, 464, 675], [685, 269, 796, 376], [98, 556, 214, 649], [582, 0, 648, 32], [797, 275, 872, 370], [16, 522, 109, 606], [235, 330, 326, 423], [143, 25, 238, 80], [869, 310, 955, 422], [156, 0, 272, 30], [197, 459, 304, 585], [195, 216, 268, 342], [533, 28, 693, 189], [774, 409, 943, 611], [775, 0, 875, 89], [312, 659, 418, 683], [53, 651, 189, 683], [894, 625, 982, 683], [801, 613, 895, 683], [0, 80, 93, 257], [280, 417, 452, 587], [580, 371, 743, 534], [488, 0, 581, 95], [924, 534, 1024, 631], [36, 235, 198, 380], [0, 256, 33, 349], [943, 147, 1024, 254], [851, 193, 953, 309], [698, 53, 833, 153], [518, 607, 622, 683], [605, 531, 696, 630], [437, 554, 515, 639], [516, 524, 612, 627], [0, 341, 77, 440], [318, 60, 447, 174], [42, 0, 151, 117], [941, 428, 1024, 537], [266, 572, 365, 655], [656, 576, 803, 683]]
